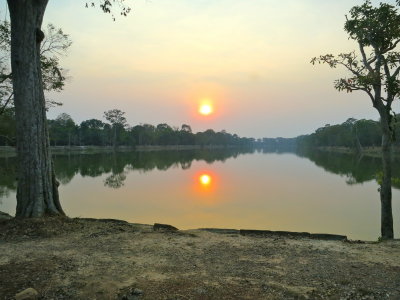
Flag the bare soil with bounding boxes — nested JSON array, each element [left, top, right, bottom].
[[0, 217, 399, 300]]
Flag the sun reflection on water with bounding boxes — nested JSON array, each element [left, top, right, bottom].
[[199, 174, 211, 186], [194, 171, 217, 197]]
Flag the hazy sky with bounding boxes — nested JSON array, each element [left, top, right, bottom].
[[28, 0, 400, 137]]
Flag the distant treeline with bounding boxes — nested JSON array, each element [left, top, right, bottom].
[[260, 137, 297, 150], [297, 117, 400, 149], [0, 111, 258, 147], [1, 109, 399, 150]]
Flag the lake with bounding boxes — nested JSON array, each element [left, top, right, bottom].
[[0, 148, 399, 241]]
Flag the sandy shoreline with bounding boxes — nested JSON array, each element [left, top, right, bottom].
[[0, 217, 399, 299]]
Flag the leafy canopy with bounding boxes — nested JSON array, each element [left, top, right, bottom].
[[86, 0, 131, 21], [311, 0, 400, 113], [104, 109, 128, 127]]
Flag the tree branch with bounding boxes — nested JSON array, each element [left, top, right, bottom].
[[392, 65, 400, 79], [381, 56, 392, 79], [337, 61, 362, 77], [359, 42, 374, 73], [335, 78, 375, 105], [384, 39, 400, 53]]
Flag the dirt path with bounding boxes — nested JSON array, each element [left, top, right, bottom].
[[0, 217, 399, 299]]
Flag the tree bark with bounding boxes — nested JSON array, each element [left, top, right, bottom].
[[379, 111, 394, 239], [8, 0, 65, 217]]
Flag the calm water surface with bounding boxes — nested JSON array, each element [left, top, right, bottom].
[[0, 149, 399, 240]]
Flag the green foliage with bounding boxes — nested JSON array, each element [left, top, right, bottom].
[[312, 0, 400, 132], [103, 109, 128, 147], [103, 109, 127, 127], [80, 119, 107, 146], [297, 117, 384, 149], [48, 113, 77, 146], [376, 171, 400, 188], [16, 111, 256, 148], [345, 1, 400, 50]]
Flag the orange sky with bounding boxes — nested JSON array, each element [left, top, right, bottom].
[[37, 0, 400, 138]]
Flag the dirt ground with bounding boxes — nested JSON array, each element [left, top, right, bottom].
[[0, 217, 399, 300]]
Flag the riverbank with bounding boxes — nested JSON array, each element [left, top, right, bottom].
[[0, 217, 399, 299], [2, 145, 400, 159], [0, 145, 248, 157], [317, 146, 400, 158]]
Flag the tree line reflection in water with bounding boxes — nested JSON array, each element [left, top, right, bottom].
[[0, 148, 399, 201], [0, 148, 254, 196]]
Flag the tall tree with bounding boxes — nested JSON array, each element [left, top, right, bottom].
[[7, 1, 130, 217], [49, 113, 77, 147], [312, 0, 400, 239], [104, 109, 128, 149]]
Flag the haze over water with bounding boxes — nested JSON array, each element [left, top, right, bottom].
[[1, 149, 399, 241]]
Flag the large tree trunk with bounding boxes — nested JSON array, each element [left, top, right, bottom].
[[379, 112, 393, 239], [8, 0, 64, 217]]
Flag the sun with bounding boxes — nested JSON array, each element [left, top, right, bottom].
[[199, 104, 213, 116]]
